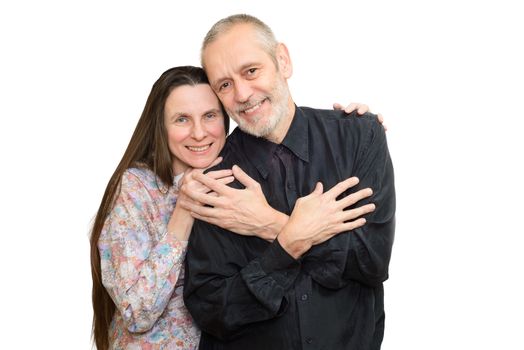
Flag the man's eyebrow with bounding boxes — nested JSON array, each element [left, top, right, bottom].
[[210, 62, 260, 89]]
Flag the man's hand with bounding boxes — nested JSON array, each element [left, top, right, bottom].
[[333, 102, 386, 130], [277, 177, 375, 259], [179, 165, 287, 241]]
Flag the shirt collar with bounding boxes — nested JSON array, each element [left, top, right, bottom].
[[281, 106, 309, 163], [241, 105, 309, 179]]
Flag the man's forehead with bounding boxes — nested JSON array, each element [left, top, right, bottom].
[[203, 24, 259, 62], [203, 31, 267, 79]]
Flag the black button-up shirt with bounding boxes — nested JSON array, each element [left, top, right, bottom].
[[184, 106, 396, 350]]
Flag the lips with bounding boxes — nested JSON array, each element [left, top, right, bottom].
[[186, 143, 212, 152], [240, 98, 267, 115]]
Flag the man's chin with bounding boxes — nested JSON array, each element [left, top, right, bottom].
[[240, 120, 269, 137]]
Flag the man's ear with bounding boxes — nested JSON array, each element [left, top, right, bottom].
[[276, 43, 293, 79]]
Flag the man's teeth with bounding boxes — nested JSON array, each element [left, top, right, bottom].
[[244, 100, 263, 114], [187, 145, 210, 152]]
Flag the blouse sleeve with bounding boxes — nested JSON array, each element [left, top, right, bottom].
[[98, 170, 187, 333]]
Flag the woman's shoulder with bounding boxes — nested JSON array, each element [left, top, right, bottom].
[[122, 165, 168, 193]]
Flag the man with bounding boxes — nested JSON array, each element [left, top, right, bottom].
[[183, 14, 395, 350]]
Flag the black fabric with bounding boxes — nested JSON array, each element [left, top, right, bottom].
[[184, 106, 396, 350]]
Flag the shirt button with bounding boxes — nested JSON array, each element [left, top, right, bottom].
[[306, 337, 313, 344], [286, 183, 293, 189], [301, 294, 308, 301]]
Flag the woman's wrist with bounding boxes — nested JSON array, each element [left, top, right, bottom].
[[167, 204, 195, 241]]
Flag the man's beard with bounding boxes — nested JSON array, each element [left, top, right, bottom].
[[228, 78, 290, 139]]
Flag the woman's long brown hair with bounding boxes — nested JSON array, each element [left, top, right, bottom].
[[89, 66, 229, 350]]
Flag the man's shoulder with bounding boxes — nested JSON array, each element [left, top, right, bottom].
[[300, 106, 382, 139], [301, 106, 376, 124]]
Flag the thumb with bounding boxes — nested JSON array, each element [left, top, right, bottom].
[[232, 165, 257, 188], [312, 182, 323, 195]]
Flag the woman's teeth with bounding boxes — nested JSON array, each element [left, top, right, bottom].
[[187, 144, 210, 152]]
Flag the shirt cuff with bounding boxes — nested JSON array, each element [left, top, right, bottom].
[[240, 240, 300, 313]]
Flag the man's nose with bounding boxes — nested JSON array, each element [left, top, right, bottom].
[[234, 80, 253, 103]]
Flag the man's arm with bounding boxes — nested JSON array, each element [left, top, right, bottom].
[[179, 166, 288, 241], [180, 166, 374, 241], [295, 118, 395, 288], [182, 176, 375, 340], [183, 221, 300, 340]]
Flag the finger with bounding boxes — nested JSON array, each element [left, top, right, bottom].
[[182, 176, 233, 200], [376, 113, 388, 131], [340, 203, 376, 222], [190, 212, 220, 226], [186, 190, 225, 208], [232, 165, 259, 189], [324, 177, 359, 199], [312, 182, 323, 195], [206, 169, 233, 180], [206, 156, 223, 170], [339, 218, 367, 232], [182, 181, 211, 195], [356, 104, 370, 115], [183, 197, 226, 218], [338, 187, 373, 209], [177, 197, 202, 211], [218, 176, 235, 186], [193, 172, 233, 196], [344, 103, 358, 114], [333, 102, 343, 110]]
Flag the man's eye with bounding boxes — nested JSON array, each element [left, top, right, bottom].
[[247, 68, 257, 75], [175, 116, 188, 123], [205, 113, 216, 120], [219, 82, 230, 91]]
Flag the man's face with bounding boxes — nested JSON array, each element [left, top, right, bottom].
[[203, 24, 292, 139]]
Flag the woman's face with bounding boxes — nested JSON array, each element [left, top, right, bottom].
[[164, 84, 226, 174]]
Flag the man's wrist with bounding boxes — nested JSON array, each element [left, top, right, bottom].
[[277, 225, 310, 259], [266, 210, 289, 241]]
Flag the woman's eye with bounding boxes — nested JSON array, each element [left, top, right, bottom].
[[175, 116, 188, 123]]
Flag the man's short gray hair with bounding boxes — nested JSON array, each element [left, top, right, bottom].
[[201, 14, 279, 68]]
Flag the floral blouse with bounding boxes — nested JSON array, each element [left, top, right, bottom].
[[98, 166, 199, 349]]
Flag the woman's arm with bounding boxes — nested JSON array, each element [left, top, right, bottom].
[[98, 169, 188, 333]]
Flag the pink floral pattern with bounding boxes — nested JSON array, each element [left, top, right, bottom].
[[99, 166, 199, 349]]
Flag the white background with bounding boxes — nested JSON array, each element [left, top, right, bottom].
[[1, 1, 523, 349]]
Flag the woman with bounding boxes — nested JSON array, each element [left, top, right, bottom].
[[90, 66, 376, 349]]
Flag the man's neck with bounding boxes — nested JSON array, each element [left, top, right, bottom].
[[265, 101, 296, 144]]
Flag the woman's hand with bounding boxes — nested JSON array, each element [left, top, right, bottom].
[[333, 102, 386, 130], [167, 157, 233, 241]]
